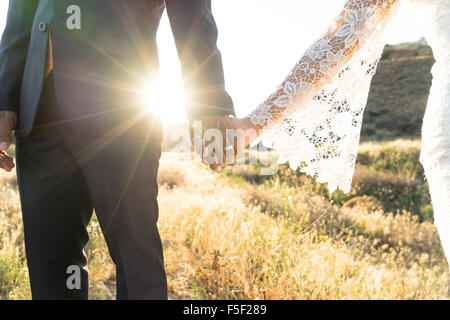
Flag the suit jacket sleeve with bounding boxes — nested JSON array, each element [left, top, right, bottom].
[[0, 0, 38, 113], [165, 0, 235, 120]]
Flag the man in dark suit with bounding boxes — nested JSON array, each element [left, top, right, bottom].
[[0, 0, 235, 299]]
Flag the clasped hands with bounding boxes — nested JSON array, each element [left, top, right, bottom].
[[0, 112, 259, 172], [190, 115, 260, 169]]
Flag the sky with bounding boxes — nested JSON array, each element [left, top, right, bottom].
[[0, 0, 425, 123]]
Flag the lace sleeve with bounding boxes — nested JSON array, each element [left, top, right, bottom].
[[249, 0, 402, 194]]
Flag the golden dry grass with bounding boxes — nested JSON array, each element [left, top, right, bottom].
[[159, 152, 448, 299]]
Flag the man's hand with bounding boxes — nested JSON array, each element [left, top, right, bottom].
[[190, 115, 261, 169], [0, 111, 17, 172], [190, 115, 234, 169]]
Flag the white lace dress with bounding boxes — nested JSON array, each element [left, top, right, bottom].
[[248, 0, 450, 259]]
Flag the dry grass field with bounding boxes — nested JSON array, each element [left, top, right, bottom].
[[0, 138, 449, 299]]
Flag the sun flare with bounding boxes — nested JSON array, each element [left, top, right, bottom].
[[140, 78, 186, 123]]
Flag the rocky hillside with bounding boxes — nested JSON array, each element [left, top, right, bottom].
[[362, 39, 435, 140]]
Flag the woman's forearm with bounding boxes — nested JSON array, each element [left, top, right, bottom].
[[247, 0, 400, 129]]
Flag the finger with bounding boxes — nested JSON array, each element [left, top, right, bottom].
[[202, 143, 219, 168], [0, 160, 14, 171], [194, 140, 208, 165], [0, 159, 14, 172], [0, 127, 12, 150], [0, 150, 15, 164], [203, 144, 221, 170], [202, 147, 219, 167], [210, 152, 219, 168], [0, 151, 13, 161], [201, 141, 210, 165], [0, 150, 10, 160], [201, 149, 209, 165]]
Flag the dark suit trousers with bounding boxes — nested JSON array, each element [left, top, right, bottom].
[[15, 74, 168, 300]]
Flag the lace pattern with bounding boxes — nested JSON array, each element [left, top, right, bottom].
[[248, 0, 402, 194]]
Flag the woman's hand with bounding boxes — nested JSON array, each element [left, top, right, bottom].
[[229, 117, 262, 158]]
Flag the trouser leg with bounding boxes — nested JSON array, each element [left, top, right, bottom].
[[16, 76, 93, 300], [62, 129, 167, 300]]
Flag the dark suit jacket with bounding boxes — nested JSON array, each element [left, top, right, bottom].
[[0, 0, 235, 138]]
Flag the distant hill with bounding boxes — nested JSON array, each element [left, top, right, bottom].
[[362, 39, 434, 140]]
